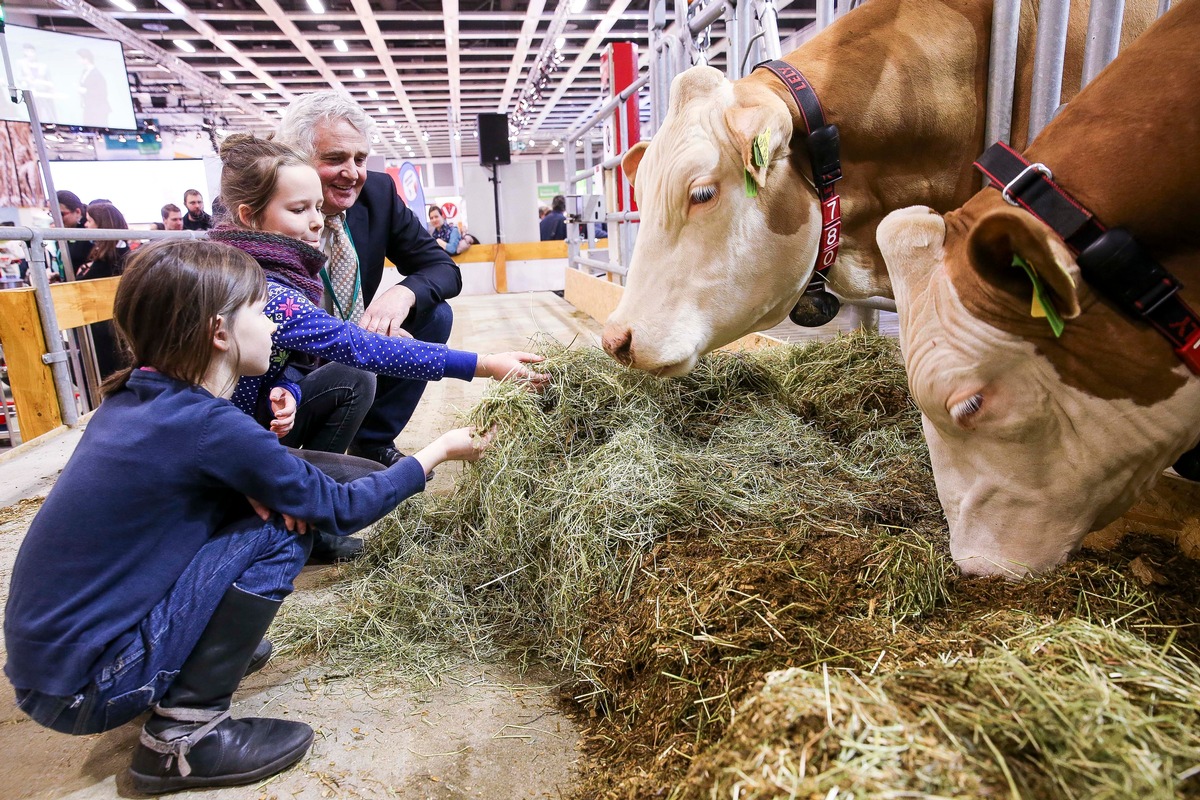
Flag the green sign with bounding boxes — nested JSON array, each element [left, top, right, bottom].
[[537, 183, 562, 201]]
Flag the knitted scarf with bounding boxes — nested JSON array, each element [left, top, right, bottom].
[[208, 227, 326, 306]]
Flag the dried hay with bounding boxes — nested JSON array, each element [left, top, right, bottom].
[[272, 332, 1200, 799]]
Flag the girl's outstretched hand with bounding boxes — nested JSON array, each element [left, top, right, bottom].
[[413, 425, 495, 476], [477, 352, 549, 390]]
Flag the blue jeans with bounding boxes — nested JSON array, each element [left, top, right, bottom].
[[353, 300, 454, 450], [13, 517, 311, 736]]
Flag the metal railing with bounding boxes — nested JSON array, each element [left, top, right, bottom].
[[0, 227, 205, 426]]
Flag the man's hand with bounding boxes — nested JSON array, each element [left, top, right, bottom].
[[247, 496, 309, 535], [477, 352, 550, 390], [269, 387, 297, 438], [361, 284, 417, 337]]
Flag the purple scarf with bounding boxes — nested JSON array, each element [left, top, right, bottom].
[[208, 227, 326, 306]]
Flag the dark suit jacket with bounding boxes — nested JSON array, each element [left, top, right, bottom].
[[539, 211, 567, 241], [346, 171, 462, 316]]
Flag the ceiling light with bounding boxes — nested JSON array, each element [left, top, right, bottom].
[[421, 131, 430, 142], [367, 89, 379, 99], [529, 139, 536, 147], [353, 68, 366, 78], [570, 0, 586, 11], [220, 69, 237, 82], [472, 129, 478, 137], [333, 39, 348, 53], [377, 105, 387, 114], [142, 22, 169, 32], [252, 91, 267, 101], [306, 0, 326, 12], [173, 39, 196, 53], [316, 23, 341, 32], [556, 37, 566, 50], [110, 0, 137, 11], [393, 131, 402, 142], [551, 139, 559, 146]]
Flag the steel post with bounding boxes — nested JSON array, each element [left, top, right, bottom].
[[22, 231, 80, 428], [985, 0, 1022, 148], [1081, 0, 1126, 89], [1027, 0, 1071, 141]]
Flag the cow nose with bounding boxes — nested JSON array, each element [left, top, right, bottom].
[[602, 323, 635, 366]]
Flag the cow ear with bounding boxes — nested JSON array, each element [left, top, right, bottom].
[[723, 93, 792, 190], [622, 141, 649, 190], [966, 205, 1082, 319]]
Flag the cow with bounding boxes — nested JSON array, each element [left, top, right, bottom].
[[602, 0, 1155, 376], [875, 0, 1200, 577]]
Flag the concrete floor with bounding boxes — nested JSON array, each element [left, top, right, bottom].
[[0, 291, 605, 800]]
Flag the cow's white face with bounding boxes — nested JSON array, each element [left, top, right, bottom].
[[602, 66, 821, 376], [878, 205, 1200, 577]]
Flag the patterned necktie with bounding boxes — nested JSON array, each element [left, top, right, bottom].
[[323, 213, 365, 324]]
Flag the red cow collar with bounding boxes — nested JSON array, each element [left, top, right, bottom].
[[753, 60, 843, 324], [975, 141, 1200, 375]]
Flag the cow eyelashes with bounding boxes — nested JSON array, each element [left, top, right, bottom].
[[689, 186, 717, 205], [949, 393, 984, 424]]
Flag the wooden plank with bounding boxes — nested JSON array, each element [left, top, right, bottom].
[[453, 239, 609, 264], [0, 287, 63, 440], [49, 276, 121, 330], [563, 269, 784, 351], [493, 243, 508, 294]]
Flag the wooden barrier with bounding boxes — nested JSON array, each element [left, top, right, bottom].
[[0, 276, 121, 442], [563, 268, 783, 351]]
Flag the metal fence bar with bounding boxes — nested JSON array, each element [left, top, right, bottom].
[[1081, 0, 1126, 88], [985, 0, 1022, 148], [1027, 0, 1072, 141]]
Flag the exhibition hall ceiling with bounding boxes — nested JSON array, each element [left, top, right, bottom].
[[4, 0, 818, 159]]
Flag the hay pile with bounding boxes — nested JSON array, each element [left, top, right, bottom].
[[274, 333, 1200, 798]]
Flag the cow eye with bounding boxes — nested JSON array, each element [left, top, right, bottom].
[[689, 185, 717, 205], [949, 393, 984, 425]]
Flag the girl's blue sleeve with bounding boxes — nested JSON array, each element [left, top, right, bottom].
[[271, 286, 477, 381]]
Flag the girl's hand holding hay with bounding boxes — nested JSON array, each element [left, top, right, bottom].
[[477, 352, 550, 390], [414, 425, 496, 475]]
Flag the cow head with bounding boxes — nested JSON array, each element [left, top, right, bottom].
[[601, 66, 822, 376], [878, 203, 1200, 577]]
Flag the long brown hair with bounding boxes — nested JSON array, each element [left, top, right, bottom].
[[101, 239, 265, 398], [84, 202, 128, 264], [218, 133, 312, 229]]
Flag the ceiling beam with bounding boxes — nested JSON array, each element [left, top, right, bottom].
[[350, 0, 430, 159], [496, 0, 547, 114], [441, 0, 463, 147]]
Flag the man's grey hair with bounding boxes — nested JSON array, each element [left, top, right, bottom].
[[276, 91, 376, 160]]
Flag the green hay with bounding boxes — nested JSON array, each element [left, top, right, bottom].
[[674, 619, 1200, 800], [273, 332, 937, 678]]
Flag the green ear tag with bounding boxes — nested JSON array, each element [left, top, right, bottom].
[[745, 128, 771, 197], [1013, 254, 1065, 337], [752, 128, 771, 168]]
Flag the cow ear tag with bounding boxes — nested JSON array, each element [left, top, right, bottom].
[[1013, 254, 1065, 337], [744, 128, 771, 197]]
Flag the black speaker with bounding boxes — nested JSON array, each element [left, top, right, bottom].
[[478, 113, 511, 166], [150, 95, 169, 109]]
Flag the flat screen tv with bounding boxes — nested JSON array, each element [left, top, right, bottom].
[[1, 24, 138, 130]]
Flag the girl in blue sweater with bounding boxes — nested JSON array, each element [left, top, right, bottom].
[[3, 239, 491, 794]]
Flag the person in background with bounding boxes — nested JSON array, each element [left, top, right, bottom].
[[3, 238, 493, 793], [539, 194, 567, 241], [80, 202, 130, 378], [538, 205, 550, 220], [427, 205, 461, 255], [276, 90, 465, 468], [55, 190, 92, 274], [183, 189, 213, 231], [77, 49, 110, 128], [161, 203, 184, 231]]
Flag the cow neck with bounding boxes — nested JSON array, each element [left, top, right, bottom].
[[752, 59, 842, 292], [974, 142, 1200, 376]]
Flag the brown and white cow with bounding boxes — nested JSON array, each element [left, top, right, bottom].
[[876, 0, 1200, 577], [602, 0, 1155, 375]]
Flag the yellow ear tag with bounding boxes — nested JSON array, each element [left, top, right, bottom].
[[1013, 254, 1065, 337], [744, 128, 771, 198]]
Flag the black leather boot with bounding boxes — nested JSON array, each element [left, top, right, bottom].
[[244, 638, 272, 676], [307, 529, 365, 564], [128, 586, 313, 795]]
